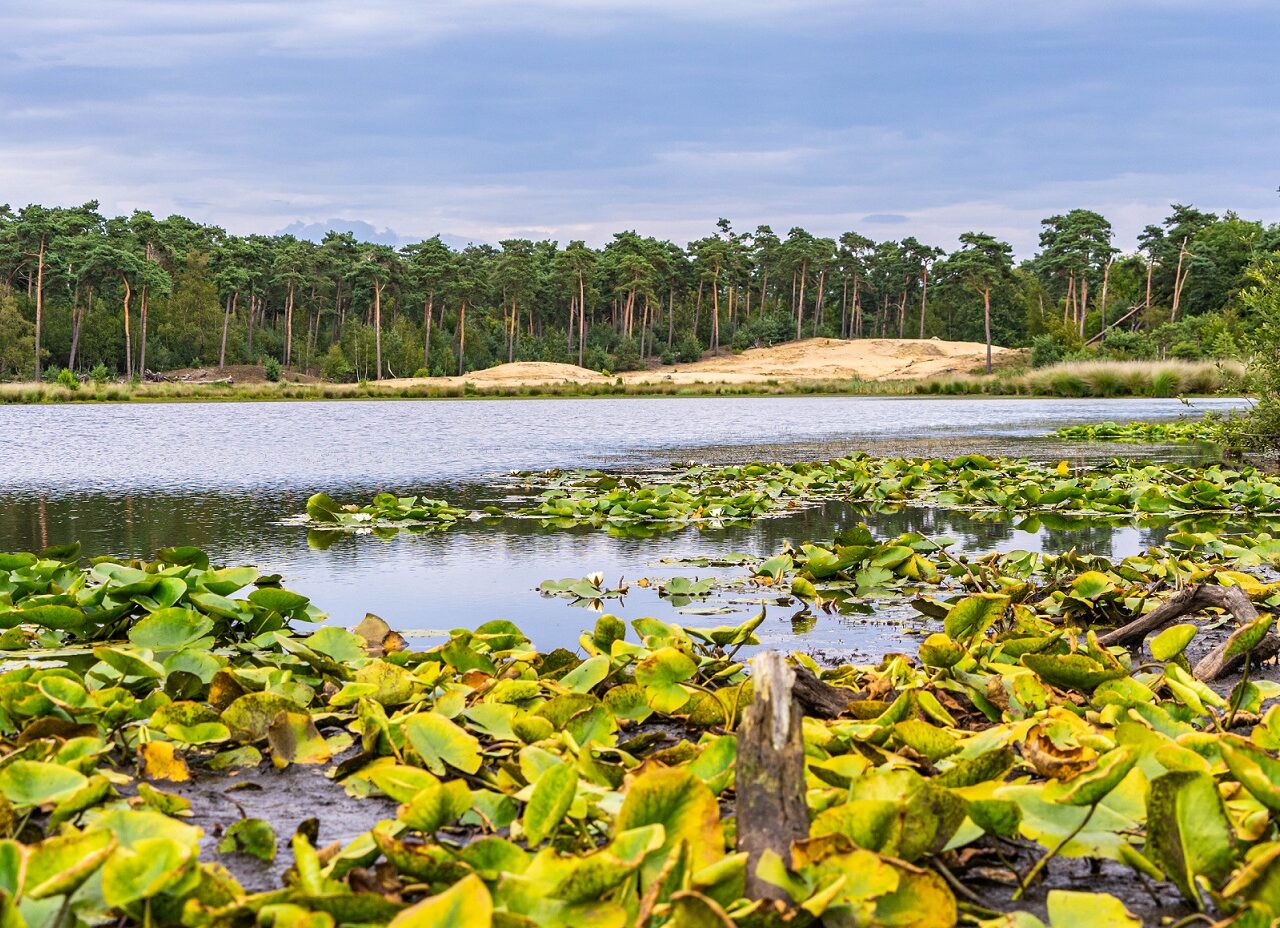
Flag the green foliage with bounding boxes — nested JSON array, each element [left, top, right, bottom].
[[263, 356, 282, 382]]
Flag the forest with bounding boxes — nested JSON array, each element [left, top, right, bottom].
[[0, 202, 1276, 384]]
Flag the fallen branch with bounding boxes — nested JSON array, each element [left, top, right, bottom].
[[1098, 583, 1278, 682]]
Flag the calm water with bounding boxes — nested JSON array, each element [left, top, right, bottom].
[[0, 395, 1246, 654]]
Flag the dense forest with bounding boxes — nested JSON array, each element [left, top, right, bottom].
[[0, 202, 1276, 382]]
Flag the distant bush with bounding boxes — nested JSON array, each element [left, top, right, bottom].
[[89, 363, 110, 385], [56, 368, 79, 391], [676, 333, 703, 363], [321, 344, 354, 382], [611, 338, 642, 372], [264, 357, 282, 382]]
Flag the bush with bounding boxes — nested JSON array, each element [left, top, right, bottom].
[[321, 344, 354, 382], [610, 338, 642, 372], [264, 357, 282, 382], [89, 363, 111, 385], [1030, 335, 1065, 368], [676, 333, 703, 364], [56, 368, 79, 391], [660, 350, 676, 365]]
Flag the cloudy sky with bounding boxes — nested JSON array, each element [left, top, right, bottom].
[[2, 0, 1277, 255]]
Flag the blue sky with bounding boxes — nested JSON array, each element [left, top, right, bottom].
[[2, 0, 1277, 255]]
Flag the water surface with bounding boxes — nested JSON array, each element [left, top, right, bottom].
[[1, 395, 1244, 653]]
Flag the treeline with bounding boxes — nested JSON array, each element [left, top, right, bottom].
[[0, 202, 1276, 382]]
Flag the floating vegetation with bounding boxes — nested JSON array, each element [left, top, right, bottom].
[[537, 573, 629, 608], [1051, 417, 1225, 444], [304, 492, 470, 530], [1, 526, 1280, 925], [303, 456, 1280, 544]]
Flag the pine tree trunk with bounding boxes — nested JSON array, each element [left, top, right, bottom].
[[984, 286, 993, 374]]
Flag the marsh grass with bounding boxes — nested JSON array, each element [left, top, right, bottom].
[[0, 358, 1247, 404]]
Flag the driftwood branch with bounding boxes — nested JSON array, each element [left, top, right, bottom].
[[791, 665, 859, 719], [737, 651, 808, 901], [1098, 583, 1278, 682]]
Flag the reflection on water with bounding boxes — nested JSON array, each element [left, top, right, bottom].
[[0, 395, 1249, 652]]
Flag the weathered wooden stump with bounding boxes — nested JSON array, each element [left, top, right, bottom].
[[737, 650, 809, 901]]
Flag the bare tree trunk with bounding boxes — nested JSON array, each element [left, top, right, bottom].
[[373, 283, 383, 379], [918, 265, 930, 338], [711, 263, 721, 353], [423, 293, 434, 373], [794, 260, 808, 340], [137, 284, 150, 375], [282, 282, 295, 368], [578, 274, 587, 367], [457, 303, 466, 376], [221, 291, 237, 369], [121, 276, 133, 380], [1078, 274, 1089, 339], [812, 269, 825, 337], [1171, 239, 1190, 322], [1098, 257, 1112, 337], [983, 286, 992, 374], [33, 238, 45, 380]]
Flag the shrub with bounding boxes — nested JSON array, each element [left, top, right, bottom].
[[1030, 335, 1065, 368], [89, 363, 110, 385], [610, 338, 642, 372], [321, 344, 354, 382], [676, 333, 703, 364], [264, 357, 282, 382], [56, 368, 79, 391]]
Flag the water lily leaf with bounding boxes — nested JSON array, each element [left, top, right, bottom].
[[354, 660, 419, 706], [404, 712, 483, 775], [1046, 890, 1140, 927], [523, 761, 577, 845], [248, 587, 310, 615], [217, 818, 277, 861], [1058, 748, 1137, 807], [944, 594, 1008, 643], [0, 761, 88, 807], [1071, 571, 1115, 600], [872, 866, 956, 928], [305, 493, 342, 523], [93, 645, 166, 680], [560, 655, 610, 694], [24, 829, 115, 899], [1144, 770, 1236, 907], [222, 691, 303, 741], [139, 740, 191, 782], [197, 566, 259, 596], [614, 766, 725, 884], [635, 647, 696, 713], [128, 607, 213, 651], [304, 626, 367, 664], [918, 633, 966, 669], [365, 763, 443, 803], [1225, 613, 1277, 661], [15, 605, 87, 632], [1220, 736, 1280, 813], [267, 711, 333, 767], [399, 778, 472, 833], [1150, 624, 1197, 662], [1021, 653, 1127, 692], [101, 836, 193, 907], [387, 872, 492, 927]]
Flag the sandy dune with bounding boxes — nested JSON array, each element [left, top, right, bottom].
[[632, 337, 1019, 384], [381, 338, 1021, 389]]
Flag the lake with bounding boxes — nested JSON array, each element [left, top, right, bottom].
[[1, 395, 1245, 654]]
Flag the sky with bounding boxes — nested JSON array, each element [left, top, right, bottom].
[[2, 0, 1278, 256]]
